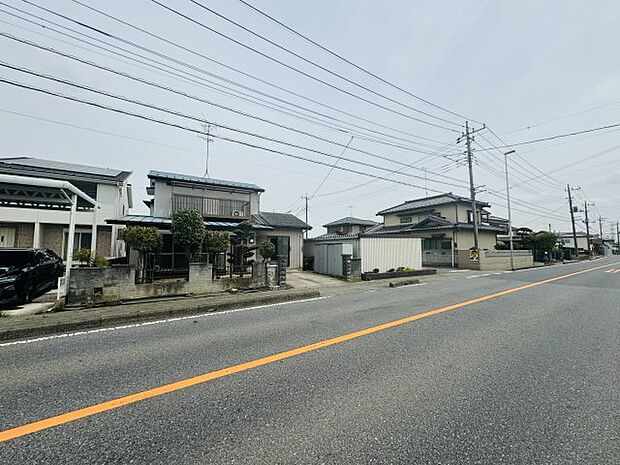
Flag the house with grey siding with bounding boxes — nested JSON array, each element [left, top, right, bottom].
[[108, 170, 310, 270], [0, 156, 132, 258]]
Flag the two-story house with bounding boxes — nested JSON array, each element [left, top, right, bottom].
[[0, 157, 132, 258], [108, 170, 310, 270], [366, 193, 505, 265]]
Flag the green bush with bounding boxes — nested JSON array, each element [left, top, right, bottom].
[[171, 209, 206, 262], [258, 241, 276, 262], [92, 255, 109, 268], [74, 248, 92, 265]]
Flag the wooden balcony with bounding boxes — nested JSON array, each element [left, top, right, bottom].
[[172, 195, 250, 219]]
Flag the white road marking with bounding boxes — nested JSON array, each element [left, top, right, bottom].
[[0, 296, 328, 348], [394, 282, 429, 289], [467, 273, 491, 279]]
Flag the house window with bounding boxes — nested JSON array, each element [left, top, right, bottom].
[[62, 230, 93, 259], [467, 210, 480, 224], [400, 216, 412, 224]]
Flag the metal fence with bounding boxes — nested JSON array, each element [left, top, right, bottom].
[[422, 250, 458, 267]]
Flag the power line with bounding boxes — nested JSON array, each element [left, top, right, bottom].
[[5, 1, 451, 149], [484, 127, 566, 188], [0, 32, 471, 185], [310, 136, 355, 198], [186, 0, 462, 127], [147, 0, 460, 132], [0, 60, 471, 191], [503, 100, 620, 135], [474, 123, 620, 150], [235, 0, 481, 125], [0, 77, 450, 193]]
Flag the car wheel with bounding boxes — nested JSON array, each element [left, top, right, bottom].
[[20, 284, 34, 305]]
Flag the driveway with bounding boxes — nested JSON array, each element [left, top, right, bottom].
[[286, 269, 346, 289]]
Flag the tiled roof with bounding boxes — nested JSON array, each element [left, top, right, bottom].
[[106, 215, 272, 230], [306, 232, 360, 241], [377, 192, 490, 215], [252, 212, 311, 230], [0, 157, 131, 182], [322, 216, 378, 227], [362, 220, 504, 236], [148, 170, 264, 192]]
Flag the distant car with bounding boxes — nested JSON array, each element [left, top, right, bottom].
[[0, 248, 64, 307]]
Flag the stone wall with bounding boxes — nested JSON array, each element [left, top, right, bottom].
[[67, 262, 282, 306], [458, 249, 533, 271]]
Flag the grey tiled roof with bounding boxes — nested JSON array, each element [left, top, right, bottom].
[[106, 215, 272, 230], [306, 232, 360, 241], [0, 157, 131, 181], [149, 170, 264, 192], [252, 212, 311, 230], [322, 216, 378, 227], [377, 192, 490, 215], [362, 219, 504, 236]]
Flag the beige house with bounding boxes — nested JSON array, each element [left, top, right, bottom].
[[367, 193, 505, 266], [0, 156, 132, 258]]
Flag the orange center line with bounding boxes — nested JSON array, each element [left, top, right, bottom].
[[0, 260, 616, 443]]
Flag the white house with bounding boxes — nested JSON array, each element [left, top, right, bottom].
[[108, 170, 310, 270], [0, 157, 132, 258]]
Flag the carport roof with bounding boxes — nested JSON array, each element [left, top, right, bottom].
[[0, 173, 99, 210]]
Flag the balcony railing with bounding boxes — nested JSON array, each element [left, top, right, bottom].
[[172, 194, 250, 218]]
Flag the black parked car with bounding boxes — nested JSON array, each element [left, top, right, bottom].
[[0, 248, 64, 307]]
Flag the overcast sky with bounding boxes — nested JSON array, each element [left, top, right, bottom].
[[1, 0, 618, 237]]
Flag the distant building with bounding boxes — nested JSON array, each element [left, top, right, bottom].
[[558, 231, 602, 255], [0, 156, 132, 258], [322, 217, 378, 236]]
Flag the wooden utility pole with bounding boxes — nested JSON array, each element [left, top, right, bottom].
[[302, 194, 309, 238], [567, 185, 579, 257]]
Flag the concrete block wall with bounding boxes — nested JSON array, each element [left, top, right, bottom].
[[458, 250, 534, 270], [67, 262, 274, 305]]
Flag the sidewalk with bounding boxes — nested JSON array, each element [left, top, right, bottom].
[[0, 288, 320, 342]]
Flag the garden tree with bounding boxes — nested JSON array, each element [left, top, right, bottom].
[[531, 231, 558, 255], [204, 230, 230, 264], [227, 221, 257, 277], [171, 209, 206, 262], [515, 227, 533, 249], [258, 241, 276, 262], [121, 226, 162, 281]]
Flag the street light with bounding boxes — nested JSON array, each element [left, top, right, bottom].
[[504, 150, 516, 270]]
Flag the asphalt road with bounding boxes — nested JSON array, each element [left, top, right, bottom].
[[1, 259, 619, 464]]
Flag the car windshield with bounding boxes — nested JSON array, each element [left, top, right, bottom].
[[0, 251, 35, 267]]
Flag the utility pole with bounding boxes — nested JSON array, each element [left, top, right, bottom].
[[199, 121, 214, 178], [598, 216, 606, 240], [503, 150, 516, 270], [302, 194, 309, 238], [617, 221, 620, 253], [567, 184, 579, 258], [465, 121, 479, 250], [584, 201, 591, 258]]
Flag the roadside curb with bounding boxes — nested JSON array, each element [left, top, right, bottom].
[[0, 289, 321, 342]]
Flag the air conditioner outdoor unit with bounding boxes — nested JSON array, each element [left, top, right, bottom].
[[232, 210, 242, 217]]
